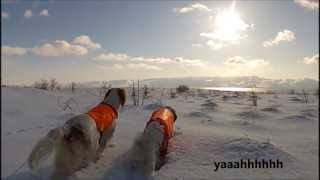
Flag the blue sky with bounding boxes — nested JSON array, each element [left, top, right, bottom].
[[1, 0, 319, 85]]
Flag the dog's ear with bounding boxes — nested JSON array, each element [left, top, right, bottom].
[[164, 106, 177, 122], [104, 89, 112, 100], [117, 88, 126, 107]]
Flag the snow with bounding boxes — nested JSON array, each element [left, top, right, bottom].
[[1, 86, 318, 180]]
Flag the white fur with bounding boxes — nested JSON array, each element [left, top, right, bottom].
[[102, 121, 164, 180], [28, 89, 123, 180]]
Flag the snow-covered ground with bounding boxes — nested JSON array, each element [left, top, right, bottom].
[[1, 86, 318, 180]]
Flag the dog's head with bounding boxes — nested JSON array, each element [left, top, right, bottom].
[[104, 88, 126, 107], [163, 106, 178, 122]]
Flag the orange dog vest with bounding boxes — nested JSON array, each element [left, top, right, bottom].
[[146, 107, 175, 158], [87, 104, 118, 132]]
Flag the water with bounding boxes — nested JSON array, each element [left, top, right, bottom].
[[199, 87, 266, 92]]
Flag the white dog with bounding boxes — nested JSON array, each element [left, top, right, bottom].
[[28, 88, 126, 180], [102, 106, 177, 180]]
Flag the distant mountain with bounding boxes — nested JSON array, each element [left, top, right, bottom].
[[77, 76, 318, 93], [77, 80, 130, 88]]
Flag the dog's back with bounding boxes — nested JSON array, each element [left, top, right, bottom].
[[101, 121, 163, 180], [54, 114, 101, 177], [28, 88, 126, 179], [28, 114, 100, 179]]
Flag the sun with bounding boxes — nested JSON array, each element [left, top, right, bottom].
[[212, 1, 249, 42]]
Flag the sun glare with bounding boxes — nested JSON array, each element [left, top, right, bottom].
[[212, 1, 249, 42]]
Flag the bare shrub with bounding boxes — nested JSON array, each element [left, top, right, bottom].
[[222, 95, 229, 101], [49, 78, 58, 91], [99, 81, 109, 97], [177, 85, 189, 93], [233, 91, 240, 97], [141, 85, 149, 105], [250, 85, 258, 106], [289, 89, 295, 95], [71, 82, 76, 93], [34, 79, 49, 90], [301, 89, 309, 104], [170, 88, 176, 98], [131, 81, 137, 106]]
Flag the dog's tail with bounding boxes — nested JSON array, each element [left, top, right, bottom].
[[27, 126, 69, 172]]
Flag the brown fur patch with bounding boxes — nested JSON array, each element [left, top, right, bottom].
[[117, 88, 126, 107], [104, 88, 126, 107]]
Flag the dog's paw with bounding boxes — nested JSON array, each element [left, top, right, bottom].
[[93, 154, 101, 163]]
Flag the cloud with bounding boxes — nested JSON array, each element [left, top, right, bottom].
[[263, 29, 296, 47], [97, 63, 161, 70], [130, 56, 206, 67], [39, 9, 50, 16], [2, 11, 9, 19], [294, 0, 319, 10], [206, 40, 226, 50], [2, 35, 100, 57], [174, 3, 212, 13], [223, 56, 269, 68], [97, 64, 124, 70], [303, 54, 319, 64], [1, 46, 27, 56], [95, 53, 129, 61], [130, 57, 172, 63], [113, 64, 125, 69], [127, 63, 162, 70], [94, 53, 205, 70], [191, 43, 203, 48], [31, 40, 88, 57], [72, 35, 101, 50], [173, 57, 206, 67], [24, 9, 33, 18]]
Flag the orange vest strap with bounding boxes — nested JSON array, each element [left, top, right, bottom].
[[86, 104, 118, 132], [146, 107, 175, 157]]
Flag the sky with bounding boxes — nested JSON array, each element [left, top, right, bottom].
[[1, 0, 319, 85]]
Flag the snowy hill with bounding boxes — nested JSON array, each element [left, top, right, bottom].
[[1, 86, 318, 180]]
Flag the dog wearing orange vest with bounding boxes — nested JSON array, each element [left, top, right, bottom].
[[102, 106, 177, 179], [28, 88, 126, 180]]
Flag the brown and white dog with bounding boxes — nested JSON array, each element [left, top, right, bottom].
[[28, 88, 126, 180], [102, 106, 177, 180]]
